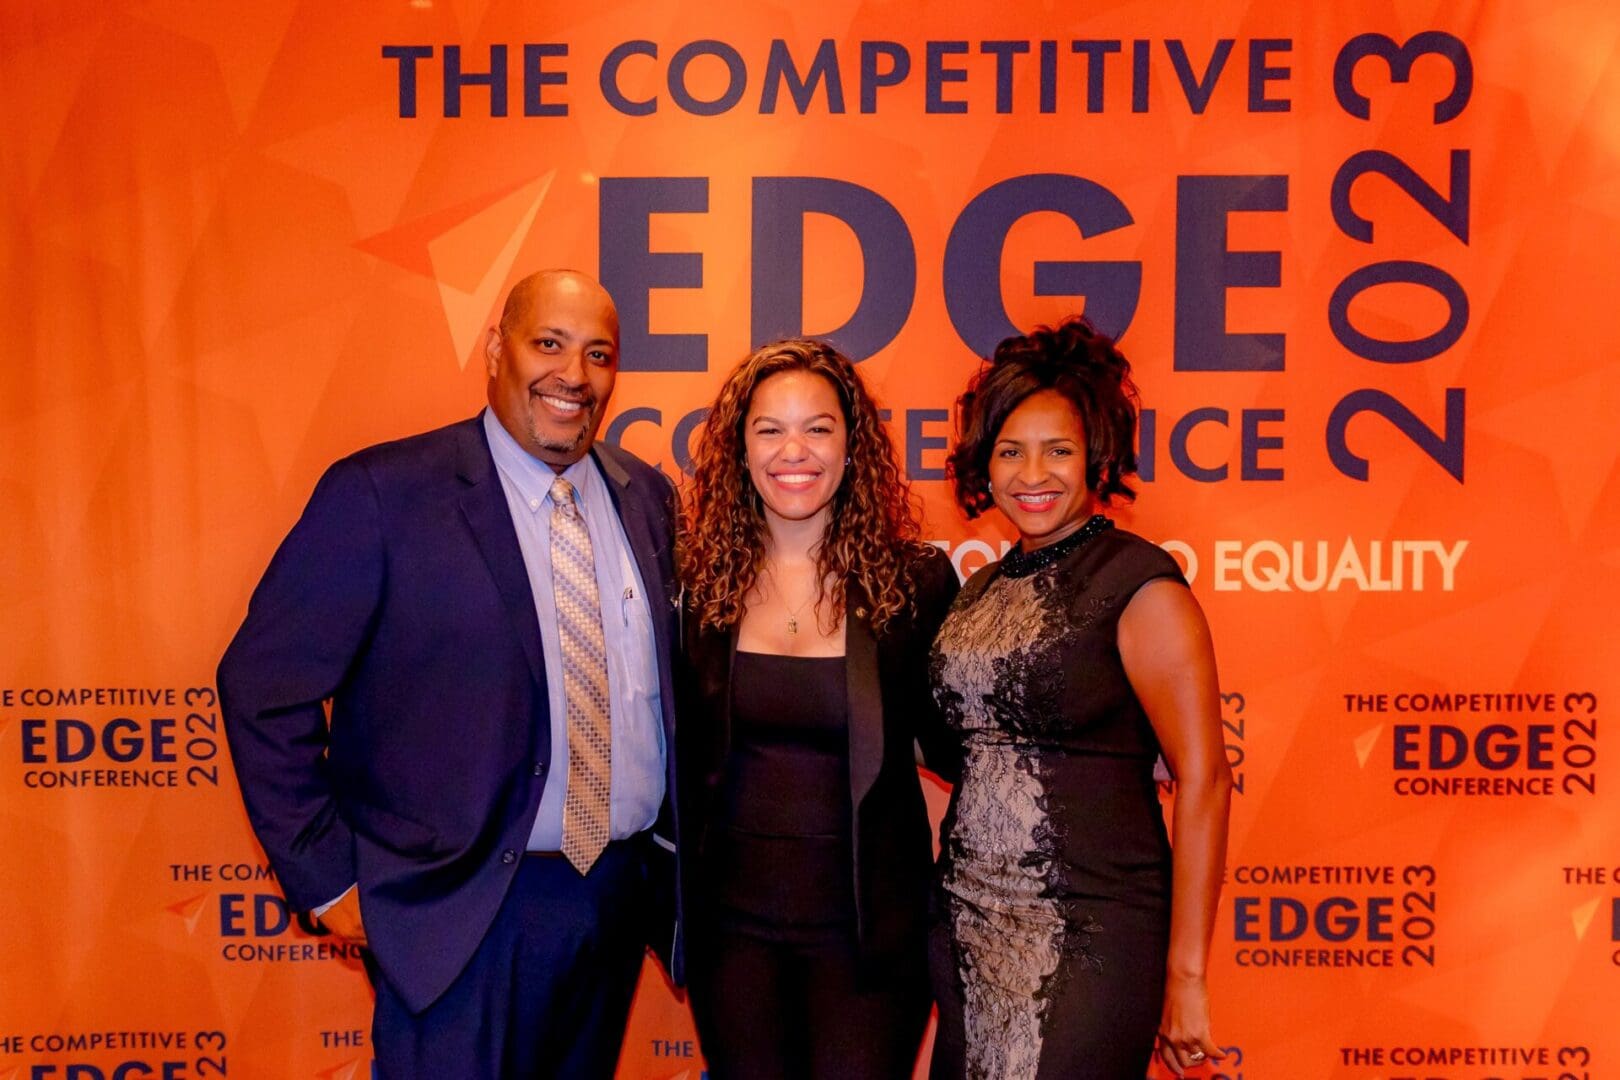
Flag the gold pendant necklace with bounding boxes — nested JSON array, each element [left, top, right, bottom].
[[765, 565, 816, 635]]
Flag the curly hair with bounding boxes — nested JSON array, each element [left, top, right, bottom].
[[680, 338, 925, 635], [947, 316, 1141, 519]]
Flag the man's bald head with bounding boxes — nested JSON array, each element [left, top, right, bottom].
[[485, 270, 621, 471], [498, 270, 619, 340]]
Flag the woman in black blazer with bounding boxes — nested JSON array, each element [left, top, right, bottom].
[[677, 338, 959, 1080]]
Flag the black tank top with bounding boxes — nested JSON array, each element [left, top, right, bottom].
[[708, 651, 855, 934]]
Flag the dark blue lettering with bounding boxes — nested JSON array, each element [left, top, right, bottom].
[[523, 44, 567, 117], [668, 40, 746, 116], [1241, 409, 1284, 480], [943, 174, 1141, 356], [254, 893, 291, 936], [1393, 725, 1421, 769], [1247, 39, 1292, 112], [1131, 40, 1150, 112], [1038, 40, 1058, 113], [1332, 150, 1470, 244], [751, 178, 916, 360], [1269, 897, 1308, 941], [860, 42, 910, 113], [1327, 388, 1465, 481], [443, 45, 507, 118], [599, 178, 708, 372], [151, 717, 176, 762], [1329, 260, 1468, 363], [1525, 725, 1554, 769], [1477, 725, 1520, 770], [220, 894, 247, 937], [55, 719, 94, 763], [1170, 408, 1228, 482], [382, 45, 433, 118], [21, 718, 46, 762], [672, 407, 710, 475], [1334, 31, 1473, 123], [1071, 41, 1120, 112], [1136, 408, 1156, 482], [104, 717, 143, 763], [980, 41, 1030, 113], [906, 410, 949, 480], [1174, 175, 1288, 371], [760, 39, 845, 114], [600, 41, 658, 115], [1316, 897, 1360, 942], [1428, 726, 1468, 769], [925, 41, 969, 113], [1233, 896, 1259, 940], [604, 407, 661, 450], [1165, 38, 1233, 114], [1365, 897, 1394, 941]]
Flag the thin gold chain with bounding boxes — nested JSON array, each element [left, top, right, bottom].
[[762, 563, 818, 635]]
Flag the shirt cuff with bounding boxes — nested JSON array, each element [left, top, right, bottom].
[[311, 883, 356, 917]]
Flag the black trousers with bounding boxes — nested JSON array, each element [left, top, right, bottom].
[[367, 838, 651, 1080], [688, 917, 930, 1080]]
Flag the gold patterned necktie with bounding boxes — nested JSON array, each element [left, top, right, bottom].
[[550, 476, 613, 874]]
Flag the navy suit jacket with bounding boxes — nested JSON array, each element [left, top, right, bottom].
[[218, 415, 681, 1013]]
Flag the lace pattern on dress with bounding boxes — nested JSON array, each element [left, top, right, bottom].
[[933, 571, 1095, 1079]]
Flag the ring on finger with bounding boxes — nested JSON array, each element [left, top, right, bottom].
[[1187, 1049, 1206, 1062]]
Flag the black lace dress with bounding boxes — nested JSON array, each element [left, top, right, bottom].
[[927, 517, 1186, 1080]]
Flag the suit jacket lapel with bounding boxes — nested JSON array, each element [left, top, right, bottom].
[[685, 617, 737, 799], [845, 584, 884, 810], [593, 444, 679, 746], [717, 622, 739, 771], [455, 418, 545, 691], [600, 452, 665, 619]]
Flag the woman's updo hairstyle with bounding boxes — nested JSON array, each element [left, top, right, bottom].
[[947, 316, 1141, 519]]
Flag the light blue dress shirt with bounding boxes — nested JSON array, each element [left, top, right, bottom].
[[482, 409, 666, 850]]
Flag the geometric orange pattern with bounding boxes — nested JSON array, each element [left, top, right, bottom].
[[3, 2, 1620, 1077]]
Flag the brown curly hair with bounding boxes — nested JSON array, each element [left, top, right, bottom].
[[948, 316, 1141, 519], [680, 338, 925, 635]]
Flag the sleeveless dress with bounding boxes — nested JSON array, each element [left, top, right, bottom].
[[927, 516, 1186, 1080]]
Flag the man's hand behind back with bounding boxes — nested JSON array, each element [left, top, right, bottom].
[[318, 887, 368, 947]]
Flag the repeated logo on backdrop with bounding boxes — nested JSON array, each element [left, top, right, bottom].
[[1226, 862, 1439, 970], [0, 1030, 226, 1080], [1347, 690, 1601, 798], [164, 859, 365, 966], [6, 686, 223, 793]]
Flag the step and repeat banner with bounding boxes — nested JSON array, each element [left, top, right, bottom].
[[4, 1, 1619, 1077]]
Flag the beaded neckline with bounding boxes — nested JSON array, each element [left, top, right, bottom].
[[1000, 514, 1113, 578]]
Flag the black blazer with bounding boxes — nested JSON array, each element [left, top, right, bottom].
[[676, 543, 959, 971], [218, 415, 681, 1012]]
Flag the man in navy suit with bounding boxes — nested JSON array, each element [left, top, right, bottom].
[[218, 270, 680, 1078]]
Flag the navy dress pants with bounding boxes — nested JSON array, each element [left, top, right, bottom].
[[367, 838, 651, 1080]]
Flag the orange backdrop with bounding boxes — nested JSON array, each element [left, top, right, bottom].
[[4, 2, 1619, 1078]]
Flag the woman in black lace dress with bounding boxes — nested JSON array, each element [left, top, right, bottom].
[[928, 318, 1233, 1080]]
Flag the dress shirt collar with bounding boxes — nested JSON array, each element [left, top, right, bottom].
[[482, 408, 601, 514]]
